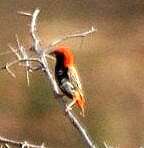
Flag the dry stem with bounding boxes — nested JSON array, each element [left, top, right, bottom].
[[0, 136, 45, 148], [1, 8, 97, 148]]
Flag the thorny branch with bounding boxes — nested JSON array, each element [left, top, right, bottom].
[[47, 26, 97, 49], [0, 136, 45, 148], [1, 8, 97, 148]]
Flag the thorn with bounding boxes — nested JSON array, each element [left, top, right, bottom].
[[4, 144, 10, 148], [34, 8, 40, 14], [91, 26, 94, 31], [17, 11, 32, 16], [8, 44, 21, 59], [6, 67, 16, 78], [41, 143, 45, 148], [15, 34, 21, 49], [91, 26, 97, 32], [22, 141, 29, 148], [26, 70, 30, 87]]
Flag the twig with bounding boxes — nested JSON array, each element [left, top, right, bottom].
[[8, 44, 21, 60], [1, 58, 42, 69], [28, 8, 60, 94], [47, 26, 97, 49], [30, 8, 42, 55], [103, 142, 120, 148], [0, 136, 46, 148], [0, 58, 42, 78], [17, 11, 32, 16], [16, 34, 31, 85]]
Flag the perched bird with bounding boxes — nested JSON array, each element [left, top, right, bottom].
[[50, 47, 86, 116]]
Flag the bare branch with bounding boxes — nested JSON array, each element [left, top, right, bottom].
[[0, 58, 42, 79], [0, 136, 46, 148], [2, 58, 42, 69], [1, 8, 97, 148], [25, 9, 97, 147], [30, 8, 42, 55], [47, 26, 97, 49], [67, 110, 96, 148]]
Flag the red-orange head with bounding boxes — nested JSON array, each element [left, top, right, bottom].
[[50, 47, 74, 67]]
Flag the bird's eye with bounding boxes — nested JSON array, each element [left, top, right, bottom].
[[58, 70, 63, 75]]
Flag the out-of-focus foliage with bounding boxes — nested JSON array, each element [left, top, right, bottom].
[[0, 0, 144, 147]]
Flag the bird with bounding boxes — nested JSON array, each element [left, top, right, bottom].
[[50, 47, 86, 117]]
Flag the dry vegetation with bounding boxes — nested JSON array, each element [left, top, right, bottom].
[[0, 0, 144, 148]]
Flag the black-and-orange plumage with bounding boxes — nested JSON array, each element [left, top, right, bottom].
[[50, 47, 86, 116]]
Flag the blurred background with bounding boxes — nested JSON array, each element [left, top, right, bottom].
[[0, 0, 144, 147]]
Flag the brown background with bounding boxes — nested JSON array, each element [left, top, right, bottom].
[[0, 0, 144, 148]]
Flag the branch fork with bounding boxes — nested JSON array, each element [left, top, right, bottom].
[[1, 8, 97, 148]]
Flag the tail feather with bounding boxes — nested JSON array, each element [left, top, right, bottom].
[[75, 93, 86, 117]]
